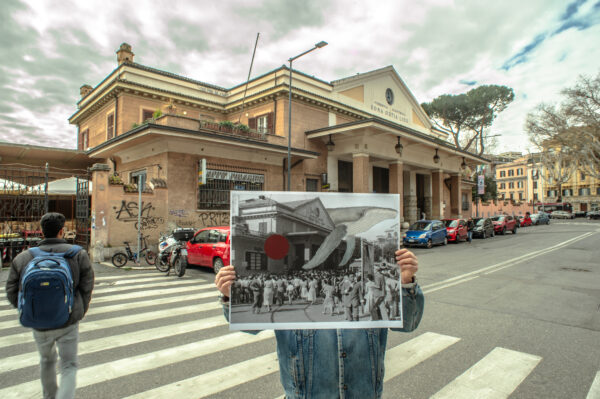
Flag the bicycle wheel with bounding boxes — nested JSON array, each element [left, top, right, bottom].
[[174, 255, 187, 277], [155, 255, 170, 272], [145, 250, 157, 265], [112, 252, 128, 268]]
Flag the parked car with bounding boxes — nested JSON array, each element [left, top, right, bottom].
[[574, 210, 587, 218], [185, 226, 230, 273], [531, 212, 550, 225], [586, 210, 600, 220], [402, 220, 447, 248], [442, 219, 468, 242], [491, 215, 518, 235], [550, 210, 575, 219], [516, 214, 532, 227], [472, 217, 495, 239]]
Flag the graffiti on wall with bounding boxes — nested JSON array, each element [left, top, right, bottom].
[[113, 201, 164, 230], [198, 211, 229, 227]]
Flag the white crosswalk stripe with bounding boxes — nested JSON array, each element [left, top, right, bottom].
[[430, 347, 542, 399], [3, 270, 593, 398]]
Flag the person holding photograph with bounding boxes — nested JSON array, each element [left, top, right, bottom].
[[215, 248, 423, 399]]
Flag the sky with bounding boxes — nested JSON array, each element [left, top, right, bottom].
[[1, 0, 599, 154]]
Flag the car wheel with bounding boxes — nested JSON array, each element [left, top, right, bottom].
[[426, 239, 433, 249], [213, 257, 224, 274], [483, 230, 487, 239]]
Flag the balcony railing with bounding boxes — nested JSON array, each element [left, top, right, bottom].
[[154, 114, 268, 141]]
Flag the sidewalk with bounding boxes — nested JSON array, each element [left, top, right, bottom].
[[97, 260, 155, 271]]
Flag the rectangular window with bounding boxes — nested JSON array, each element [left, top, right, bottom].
[[107, 113, 115, 139], [509, 182, 514, 189], [130, 170, 147, 187], [461, 193, 469, 211], [79, 129, 89, 150], [519, 192, 523, 200], [581, 172, 586, 180], [517, 181, 524, 188], [510, 193, 514, 200], [198, 165, 264, 210], [245, 251, 267, 271], [306, 178, 319, 192], [500, 171, 506, 178], [142, 109, 154, 122], [562, 189, 571, 197], [508, 170, 514, 177], [500, 183, 505, 189], [248, 113, 274, 135], [533, 193, 538, 200], [258, 222, 267, 234], [533, 181, 537, 189], [579, 188, 591, 196]]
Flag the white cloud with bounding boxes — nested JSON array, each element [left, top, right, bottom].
[[2, 0, 599, 154]]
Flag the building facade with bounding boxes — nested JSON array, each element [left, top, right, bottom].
[[70, 43, 486, 258]]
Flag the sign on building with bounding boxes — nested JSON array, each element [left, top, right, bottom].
[[477, 175, 485, 195]]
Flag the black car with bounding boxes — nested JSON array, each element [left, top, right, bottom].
[[586, 210, 600, 220], [472, 217, 495, 239]]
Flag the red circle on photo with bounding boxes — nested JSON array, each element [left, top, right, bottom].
[[264, 234, 289, 260]]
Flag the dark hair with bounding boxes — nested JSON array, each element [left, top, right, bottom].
[[40, 212, 65, 238]]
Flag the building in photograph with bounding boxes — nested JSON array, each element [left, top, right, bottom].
[[0, 43, 487, 259]]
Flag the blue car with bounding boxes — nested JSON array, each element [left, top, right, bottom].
[[402, 220, 448, 249]]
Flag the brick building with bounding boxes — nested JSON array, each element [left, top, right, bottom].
[[69, 43, 486, 259]]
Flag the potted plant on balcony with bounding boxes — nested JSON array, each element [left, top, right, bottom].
[[109, 175, 124, 185], [218, 120, 235, 133], [123, 183, 138, 193]]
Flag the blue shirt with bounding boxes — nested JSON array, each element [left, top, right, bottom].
[[224, 284, 424, 399]]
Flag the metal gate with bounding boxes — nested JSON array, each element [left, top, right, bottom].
[[1, 164, 90, 267]]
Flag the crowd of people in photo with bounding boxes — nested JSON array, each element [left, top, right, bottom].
[[230, 263, 402, 321]]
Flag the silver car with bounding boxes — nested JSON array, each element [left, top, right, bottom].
[[550, 210, 575, 219], [531, 212, 550, 225]]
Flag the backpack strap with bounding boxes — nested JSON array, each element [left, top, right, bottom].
[[64, 245, 82, 259], [27, 245, 82, 259]]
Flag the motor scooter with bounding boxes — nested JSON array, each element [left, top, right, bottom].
[[157, 228, 195, 277]]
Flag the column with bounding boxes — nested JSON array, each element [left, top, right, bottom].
[[389, 161, 404, 222], [90, 163, 111, 262], [432, 170, 444, 220], [403, 170, 418, 224], [424, 174, 432, 219], [450, 174, 461, 218], [352, 153, 369, 193], [327, 154, 339, 191]]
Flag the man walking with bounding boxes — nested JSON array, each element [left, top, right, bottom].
[[5, 212, 95, 399]]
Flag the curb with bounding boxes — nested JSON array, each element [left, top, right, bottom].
[[99, 261, 155, 271]]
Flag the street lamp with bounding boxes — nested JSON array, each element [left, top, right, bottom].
[[287, 41, 328, 191]]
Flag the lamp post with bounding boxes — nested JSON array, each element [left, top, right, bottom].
[[287, 41, 328, 191]]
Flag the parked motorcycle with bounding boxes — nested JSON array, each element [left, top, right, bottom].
[[156, 228, 195, 277]]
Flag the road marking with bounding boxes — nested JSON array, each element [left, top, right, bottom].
[[93, 280, 213, 295], [423, 276, 479, 294], [422, 232, 595, 292], [125, 352, 280, 399], [430, 347, 541, 399], [0, 330, 276, 399], [0, 315, 228, 373], [91, 283, 210, 304], [0, 300, 219, 348], [384, 332, 461, 381], [587, 371, 600, 399]]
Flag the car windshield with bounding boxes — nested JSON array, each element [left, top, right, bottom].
[[491, 216, 505, 221], [409, 222, 431, 231], [444, 220, 458, 227], [474, 218, 485, 226]]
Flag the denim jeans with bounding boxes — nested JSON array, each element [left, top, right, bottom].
[[33, 323, 79, 399]]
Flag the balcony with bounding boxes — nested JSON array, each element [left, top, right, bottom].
[[154, 114, 268, 142]]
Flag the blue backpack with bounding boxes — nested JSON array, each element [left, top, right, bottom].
[[18, 246, 82, 329]]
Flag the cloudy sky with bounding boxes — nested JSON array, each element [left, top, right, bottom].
[[1, 0, 599, 153]]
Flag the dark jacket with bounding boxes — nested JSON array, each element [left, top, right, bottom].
[[5, 238, 95, 330]]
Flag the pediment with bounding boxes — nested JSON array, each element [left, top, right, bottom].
[[333, 66, 431, 130]]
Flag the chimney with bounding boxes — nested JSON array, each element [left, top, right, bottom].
[[80, 84, 93, 98], [116, 42, 134, 65]]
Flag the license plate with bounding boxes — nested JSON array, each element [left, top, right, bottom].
[[180, 249, 187, 256], [409, 239, 416, 243]]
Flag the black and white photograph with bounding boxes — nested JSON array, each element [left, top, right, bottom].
[[228, 191, 402, 330]]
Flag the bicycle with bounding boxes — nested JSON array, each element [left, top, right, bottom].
[[111, 235, 157, 267]]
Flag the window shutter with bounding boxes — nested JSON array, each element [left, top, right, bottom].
[[267, 112, 273, 133], [248, 117, 257, 130]]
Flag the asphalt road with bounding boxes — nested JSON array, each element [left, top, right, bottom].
[[0, 219, 598, 398]]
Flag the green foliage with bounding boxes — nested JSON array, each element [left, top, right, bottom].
[[422, 85, 514, 154], [471, 174, 497, 202], [219, 120, 235, 129], [235, 123, 250, 132], [131, 122, 140, 129], [153, 109, 163, 119], [108, 175, 123, 185]]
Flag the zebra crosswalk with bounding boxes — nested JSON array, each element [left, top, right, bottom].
[[0, 271, 598, 398]]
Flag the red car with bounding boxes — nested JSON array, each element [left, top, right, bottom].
[[442, 219, 468, 242], [186, 226, 230, 273], [491, 215, 518, 235], [516, 214, 532, 227]]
